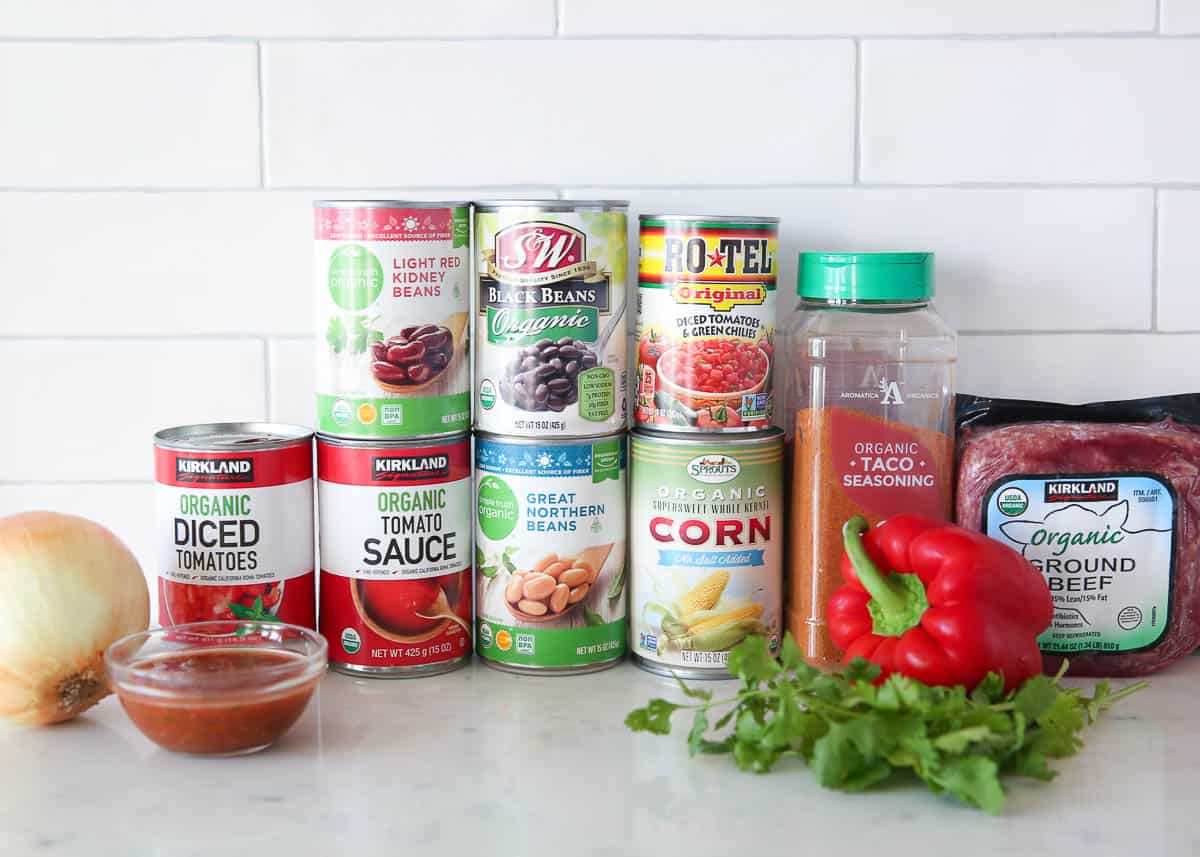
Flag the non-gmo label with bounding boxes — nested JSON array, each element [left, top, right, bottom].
[[983, 473, 1175, 654]]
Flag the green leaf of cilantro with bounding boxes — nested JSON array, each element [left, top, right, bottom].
[[623, 632, 1145, 814]]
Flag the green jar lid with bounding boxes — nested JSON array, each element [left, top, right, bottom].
[[797, 252, 934, 301]]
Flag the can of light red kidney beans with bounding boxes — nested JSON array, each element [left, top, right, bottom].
[[474, 200, 629, 437], [154, 423, 315, 628], [635, 215, 778, 432], [317, 433, 473, 677], [314, 200, 471, 439], [629, 427, 783, 679], [474, 431, 627, 673]]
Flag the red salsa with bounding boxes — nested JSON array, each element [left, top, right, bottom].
[[658, 339, 768, 394], [116, 648, 319, 754]]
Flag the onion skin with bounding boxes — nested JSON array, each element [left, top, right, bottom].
[[0, 512, 149, 725]]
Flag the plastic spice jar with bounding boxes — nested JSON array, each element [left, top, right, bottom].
[[783, 253, 957, 669]]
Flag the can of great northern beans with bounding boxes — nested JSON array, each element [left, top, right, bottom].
[[474, 200, 629, 437], [317, 433, 472, 677], [314, 200, 471, 439], [629, 427, 783, 679], [635, 215, 778, 432], [154, 423, 315, 628], [474, 431, 627, 673]]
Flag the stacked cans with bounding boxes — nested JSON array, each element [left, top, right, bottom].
[[629, 215, 786, 679], [314, 201, 474, 677], [473, 201, 630, 674]]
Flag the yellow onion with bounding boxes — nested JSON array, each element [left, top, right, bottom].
[[0, 512, 149, 724]]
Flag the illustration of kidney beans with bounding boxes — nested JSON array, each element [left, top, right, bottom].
[[498, 337, 600, 412], [371, 323, 454, 387]]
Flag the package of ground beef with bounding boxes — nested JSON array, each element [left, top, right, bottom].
[[956, 394, 1200, 678]]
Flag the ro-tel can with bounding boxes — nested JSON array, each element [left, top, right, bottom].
[[314, 200, 471, 439], [629, 427, 784, 679], [474, 200, 629, 437], [635, 215, 779, 432], [474, 431, 627, 673], [154, 423, 315, 627], [317, 433, 472, 677]]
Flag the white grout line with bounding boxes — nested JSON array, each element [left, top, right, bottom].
[[0, 32, 1187, 43], [2, 183, 1199, 193], [852, 39, 863, 184], [1156, 0, 1164, 33], [0, 479, 154, 486], [262, 338, 273, 419], [1151, 188, 1161, 331], [554, 0, 563, 36], [256, 41, 267, 188]]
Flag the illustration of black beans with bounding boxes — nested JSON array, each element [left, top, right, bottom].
[[556, 336, 574, 347], [540, 346, 559, 361], [497, 334, 602, 411], [534, 383, 549, 403], [565, 387, 578, 405], [564, 360, 579, 377], [581, 352, 598, 368], [547, 378, 571, 394], [521, 355, 538, 371], [533, 364, 557, 382], [559, 345, 580, 361]]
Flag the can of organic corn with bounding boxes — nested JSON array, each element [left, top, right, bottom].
[[629, 427, 783, 678]]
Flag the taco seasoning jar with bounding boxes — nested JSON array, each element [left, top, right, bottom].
[[784, 253, 956, 670]]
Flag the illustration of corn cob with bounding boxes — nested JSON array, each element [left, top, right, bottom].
[[645, 572, 768, 654], [678, 570, 729, 618]]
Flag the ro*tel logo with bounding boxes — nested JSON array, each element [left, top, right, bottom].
[[371, 454, 450, 482], [175, 457, 255, 484], [494, 221, 587, 281]]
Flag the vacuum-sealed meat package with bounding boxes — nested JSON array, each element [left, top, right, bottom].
[[956, 394, 1200, 677]]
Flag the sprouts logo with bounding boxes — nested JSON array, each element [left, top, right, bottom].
[[687, 454, 740, 484], [371, 454, 450, 482], [175, 456, 254, 484]]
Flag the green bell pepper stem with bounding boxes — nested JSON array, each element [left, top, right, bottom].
[[842, 516, 909, 616]]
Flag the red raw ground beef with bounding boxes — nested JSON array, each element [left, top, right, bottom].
[[956, 419, 1200, 677]]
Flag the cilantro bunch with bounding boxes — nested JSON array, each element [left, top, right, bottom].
[[626, 634, 1144, 813]]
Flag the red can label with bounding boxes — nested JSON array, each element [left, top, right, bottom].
[[154, 442, 315, 627], [317, 436, 472, 669]]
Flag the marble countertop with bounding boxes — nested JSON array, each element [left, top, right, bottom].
[[0, 657, 1194, 857]]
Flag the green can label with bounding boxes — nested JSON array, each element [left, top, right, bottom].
[[983, 474, 1175, 654], [629, 432, 784, 672], [315, 203, 471, 438], [475, 435, 627, 669], [474, 205, 628, 437]]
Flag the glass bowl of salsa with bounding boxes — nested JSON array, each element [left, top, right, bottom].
[[105, 621, 327, 755]]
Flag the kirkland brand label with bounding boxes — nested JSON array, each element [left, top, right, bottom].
[[474, 436, 627, 669], [983, 473, 1175, 654]]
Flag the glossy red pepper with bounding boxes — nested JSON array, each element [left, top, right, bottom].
[[827, 515, 1053, 692]]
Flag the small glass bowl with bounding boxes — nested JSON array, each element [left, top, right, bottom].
[[105, 621, 327, 755]]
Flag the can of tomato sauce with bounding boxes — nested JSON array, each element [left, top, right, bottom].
[[154, 423, 315, 628], [629, 427, 783, 679], [317, 433, 472, 677], [635, 215, 778, 432]]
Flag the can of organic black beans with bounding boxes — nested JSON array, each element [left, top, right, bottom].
[[634, 215, 778, 432], [154, 423, 315, 628], [473, 200, 629, 437], [317, 433, 473, 677]]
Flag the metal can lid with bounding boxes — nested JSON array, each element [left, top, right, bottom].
[[638, 214, 780, 226], [474, 199, 629, 212], [631, 426, 784, 446], [154, 422, 313, 452], [315, 431, 470, 450], [473, 430, 628, 446], [313, 199, 470, 209]]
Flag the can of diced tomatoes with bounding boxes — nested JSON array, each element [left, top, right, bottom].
[[154, 423, 315, 628], [474, 431, 627, 673], [317, 433, 473, 677], [629, 427, 783, 679], [635, 215, 778, 432], [314, 200, 471, 439]]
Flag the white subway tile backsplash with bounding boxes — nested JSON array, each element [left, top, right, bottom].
[[567, 187, 1152, 330], [561, 0, 1154, 36], [264, 40, 854, 186], [0, 0, 555, 37], [269, 339, 316, 428], [1157, 191, 1200, 332], [959, 334, 1200, 401], [0, 340, 265, 481], [861, 40, 1200, 184], [1162, 1, 1200, 32], [0, 44, 259, 188], [0, 484, 157, 598]]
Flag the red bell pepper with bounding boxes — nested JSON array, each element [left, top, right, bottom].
[[827, 515, 1053, 692]]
